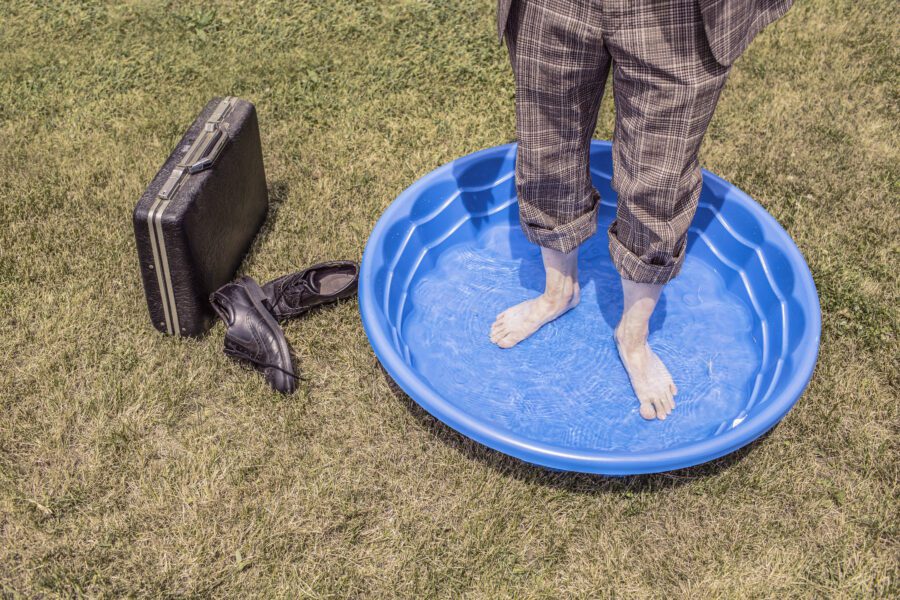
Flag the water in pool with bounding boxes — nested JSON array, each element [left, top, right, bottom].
[[401, 224, 760, 453]]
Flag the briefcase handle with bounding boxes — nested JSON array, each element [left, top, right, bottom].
[[158, 97, 236, 201], [185, 128, 227, 174]]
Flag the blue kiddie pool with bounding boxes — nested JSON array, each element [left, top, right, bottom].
[[360, 141, 820, 475]]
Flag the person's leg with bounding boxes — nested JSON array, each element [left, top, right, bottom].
[[605, 0, 731, 418], [492, 0, 611, 348]]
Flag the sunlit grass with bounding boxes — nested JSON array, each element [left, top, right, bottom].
[[1, 0, 897, 597]]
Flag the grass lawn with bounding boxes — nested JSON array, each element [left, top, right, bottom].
[[1, 0, 897, 597]]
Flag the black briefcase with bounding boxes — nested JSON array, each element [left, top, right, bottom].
[[133, 97, 268, 337]]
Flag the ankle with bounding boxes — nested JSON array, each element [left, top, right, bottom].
[[615, 320, 647, 349], [543, 281, 578, 308]]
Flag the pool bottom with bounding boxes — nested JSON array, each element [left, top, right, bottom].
[[401, 224, 761, 454]]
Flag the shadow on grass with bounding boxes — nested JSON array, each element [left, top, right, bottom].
[[241, 179, 291, 268], [379, 363, 771, 495]]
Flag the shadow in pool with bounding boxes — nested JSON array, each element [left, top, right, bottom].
[[508, 226, 670, 335], [380, 363, 769, 493], [452, 149, 516, 233]]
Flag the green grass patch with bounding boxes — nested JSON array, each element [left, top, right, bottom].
[[1, 0, 897, 597]]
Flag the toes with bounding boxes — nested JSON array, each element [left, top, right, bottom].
[[653, 398, 667, 420], [639, 402, 656, 420], [651, 392, 677, 420], [660, 391, 676, 418], [497, 337, 516, 349], [658, 390, 673, 417], [491, 317, 521, 347], [491, 314, 509, 333], [670, 382, 678, 396]]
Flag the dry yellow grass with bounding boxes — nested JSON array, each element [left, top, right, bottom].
[[1, 0, 897, 597]]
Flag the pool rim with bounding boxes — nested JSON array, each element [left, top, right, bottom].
[[359, 141, 821, 475]]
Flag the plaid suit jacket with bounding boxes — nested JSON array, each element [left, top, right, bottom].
[[496, 0, 793, 67]]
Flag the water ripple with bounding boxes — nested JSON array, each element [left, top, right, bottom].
[[402, 228, 761, 453]]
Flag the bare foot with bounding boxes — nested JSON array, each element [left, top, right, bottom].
[[490, 246, 580, 349], [490, 285, 580, 348], [615, 278, 679, 420], [615, 325, 678, 420]]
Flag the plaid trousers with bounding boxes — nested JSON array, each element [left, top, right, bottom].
[[506, 0, 732, 284]]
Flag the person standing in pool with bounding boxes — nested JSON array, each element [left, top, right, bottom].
[[489, 0, 793, 420]]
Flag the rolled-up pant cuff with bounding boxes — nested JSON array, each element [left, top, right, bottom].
[[519, 194, 600, 255], [608, 221, 685, 285]]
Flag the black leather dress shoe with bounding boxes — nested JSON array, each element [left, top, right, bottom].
[[210, 276, 297, 394], [261, 260, 359, 321]]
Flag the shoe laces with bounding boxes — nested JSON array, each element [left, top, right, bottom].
[[278, 271, 318, 306]]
